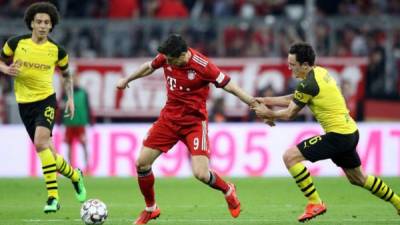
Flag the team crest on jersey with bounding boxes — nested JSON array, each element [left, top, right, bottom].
[[48, 50, 55, 57], [187, 70, 196, 80]]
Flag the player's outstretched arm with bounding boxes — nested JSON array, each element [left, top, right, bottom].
[[222, 80, 254, 106], [253, 100, 301, 121], [255, 94, 293, 107], [223, 80, 275, 126], [116, 61, 155, 89]]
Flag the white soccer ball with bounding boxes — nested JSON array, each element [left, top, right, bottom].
[[80, 199, 108, 225]]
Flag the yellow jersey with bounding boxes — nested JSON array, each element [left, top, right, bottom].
[[1, 34, 69, 103], [292, 66, 357, 134]]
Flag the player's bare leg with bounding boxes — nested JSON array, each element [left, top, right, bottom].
[[191, 155, 241, 218], [344, 167, 400, 215], [283, 147, 326, 222], [134, 146, 162, 225]]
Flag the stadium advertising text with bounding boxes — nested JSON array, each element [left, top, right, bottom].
[[0, 123, 398, 177]]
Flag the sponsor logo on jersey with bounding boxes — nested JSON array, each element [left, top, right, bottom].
[[167, 76, 177, 91], [14, 59, 51, 71]]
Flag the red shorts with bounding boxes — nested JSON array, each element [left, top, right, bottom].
[[143, 117, 210, 157], [65, 126, 86, 144]]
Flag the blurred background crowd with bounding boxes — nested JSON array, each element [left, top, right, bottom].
[[0, 0, 400, 124]]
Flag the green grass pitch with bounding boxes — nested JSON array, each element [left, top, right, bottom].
[[0, 177, 398, 225]]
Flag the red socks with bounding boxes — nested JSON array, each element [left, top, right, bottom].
[[207, 171, 230, 194], [138, 169, 230, 207], [137, 169, 155, 207]]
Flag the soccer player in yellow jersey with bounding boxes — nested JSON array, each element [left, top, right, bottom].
[[0, 2, 86, 213], [252, 42, 400, 222]]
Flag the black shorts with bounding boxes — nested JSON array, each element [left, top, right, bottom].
[[297, 130, 361, 169], [18, 94, 57, 142]]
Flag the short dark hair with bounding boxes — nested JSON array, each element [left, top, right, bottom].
[[157, 34, 188, 57], [289, 42, 316, 66], [24, 2, 60, 32]]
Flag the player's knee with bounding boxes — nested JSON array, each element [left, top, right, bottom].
[[345, 168, 367, 186], [283, 147, 303, 168], [135, 159, 152, 172], [347, 175, 365, 186], [282, 149, 294, 166], [348, 177, 362, 186], [193, 169, 209, 182], [34, 140, 49, 151]]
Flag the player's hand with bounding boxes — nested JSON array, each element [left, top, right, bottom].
[[251, 102, 272, 119], [263, 119, 276, 127], [64, 98, 75, 119], [2, 63, 19, 77], [255, 97, 266, 105], [249, 98, 263, 108], [116, 78, 130, 89]]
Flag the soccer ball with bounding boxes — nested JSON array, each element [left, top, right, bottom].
[[80, 199, 108, 225]]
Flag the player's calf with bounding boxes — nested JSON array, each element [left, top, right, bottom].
[[362, 175, 400, 216]]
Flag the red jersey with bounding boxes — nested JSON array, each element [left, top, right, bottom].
[[151, 48, 231, 125]]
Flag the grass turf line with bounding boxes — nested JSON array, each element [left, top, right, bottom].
[[0, 177, 398, 225]]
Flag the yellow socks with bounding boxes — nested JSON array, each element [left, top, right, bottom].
[[56, 154, 79, 182], [38, 149, 58, 199], [289, 163, 322, 204], [364, 175, 400, 211]]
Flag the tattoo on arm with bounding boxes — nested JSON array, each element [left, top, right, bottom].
[[62, 70, 73, 99]]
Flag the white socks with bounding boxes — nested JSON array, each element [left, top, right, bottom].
[[145, 204, 157, 212]]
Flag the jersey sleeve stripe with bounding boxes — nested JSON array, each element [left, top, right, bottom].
[[294, 90, 313, 104], [193, 54, 207, 63], [57, 55, 69, 70], [193, 55, 208, 67], [292, 99, 306, 109], [202, 120, 207, 150], [146, 61, 153, 69], [216, 72, 226, 84], [2, 42, 14, 57], [193, 57, 207, 67], [58, 63, 69, 71], [6, 34, 28, 53]]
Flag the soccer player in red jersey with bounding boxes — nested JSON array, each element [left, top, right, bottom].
[[117, 34, 264, 224]]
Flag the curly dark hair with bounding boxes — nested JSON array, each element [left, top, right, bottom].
[[289, 42, 316, 66], [24, 2, 60, 32], [157, 34, 188, 57]]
